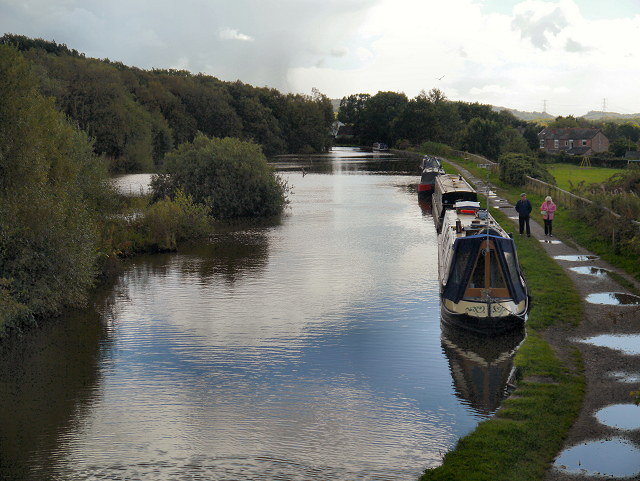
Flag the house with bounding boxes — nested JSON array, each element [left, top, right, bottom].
[[538, 128, 609, 155]]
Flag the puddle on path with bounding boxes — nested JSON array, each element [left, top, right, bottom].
[[608, 371, 640, 383], [553, 438, 640, 478], [570, 266, 610, 277], [576, 334, 640, 356], [554, 255, 600, 261], [596, 404, 640, 430], [585, 292, 640, 305], [540, 239, 562, 244]]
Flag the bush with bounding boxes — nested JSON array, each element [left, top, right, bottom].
[[419, 141, 452, 157], [139, 190, 212, 251], [499, 152, 555, 186], [152, 134, 289, 218], [99, 190, 214, 255], [0, 278, 36, 338]]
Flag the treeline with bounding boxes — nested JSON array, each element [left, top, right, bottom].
[[0, 42, 289, 337], [0, 34, 335, 173], [337, 90, 640, 161]]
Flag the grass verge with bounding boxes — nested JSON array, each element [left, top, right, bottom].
[[420, 161, 585, 481]]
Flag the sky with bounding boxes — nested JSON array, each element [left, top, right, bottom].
[[1, 0, 640, 117]]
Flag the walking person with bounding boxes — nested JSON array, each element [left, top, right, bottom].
[[515, 193, 532, 237], [540, 195, 557, 236]]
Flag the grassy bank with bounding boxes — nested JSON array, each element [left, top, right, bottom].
[[548, 163, 626, 191], [420, 160, 585, 481]]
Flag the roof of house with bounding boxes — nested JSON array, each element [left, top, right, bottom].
[[565, 146, 592, 156], [539, 128, 603, 140]]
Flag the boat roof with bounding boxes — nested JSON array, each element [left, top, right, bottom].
[[435, 174, 476, 194], [442, 206, 511, 239]]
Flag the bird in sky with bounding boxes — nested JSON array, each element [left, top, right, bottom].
[[435, 75, 445, 80]]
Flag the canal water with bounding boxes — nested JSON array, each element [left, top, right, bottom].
[[1, 147, 522, 480]]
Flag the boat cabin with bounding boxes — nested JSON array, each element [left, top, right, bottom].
[[433, 175, 478, 232]]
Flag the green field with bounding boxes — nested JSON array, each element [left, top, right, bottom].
[[547, 163, 626, 191]]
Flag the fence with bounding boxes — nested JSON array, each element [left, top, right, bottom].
[[525, 175, 640, 228], [450, 150, 499, 173]]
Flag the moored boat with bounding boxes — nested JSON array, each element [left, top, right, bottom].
[[418, 156, 445, 197], [432, 174, 478, 232], [372, 142, 389, 152], [437, 201, 529, 334]]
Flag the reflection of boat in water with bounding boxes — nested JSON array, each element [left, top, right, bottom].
[[418, 199, 432, 215], [438, 201, 529, 333], [372, 142, 389, 152], [441, 322, 525, 416], [432, 174, 477, 233], [418, 156, 445, 198]]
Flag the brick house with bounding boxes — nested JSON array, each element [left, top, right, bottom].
[[538, 128, 609, 155]]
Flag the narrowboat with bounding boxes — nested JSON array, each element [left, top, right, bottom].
[[438, 201, 529, 334], [418, 156, 445, 197], [432, 174, 478, 232]]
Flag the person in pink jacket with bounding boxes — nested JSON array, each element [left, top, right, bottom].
[[540, 196, 557, 236]]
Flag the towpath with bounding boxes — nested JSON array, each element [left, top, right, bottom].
[[449, 162, 640, 480]]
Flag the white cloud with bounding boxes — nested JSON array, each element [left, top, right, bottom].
[[219, 28, 254, 42]]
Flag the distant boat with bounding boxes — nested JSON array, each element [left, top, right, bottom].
[[372, 142, 389, 152], [438, 201, 529, 334], [418, 156, 445, 197], [432, 174, 478, 232]]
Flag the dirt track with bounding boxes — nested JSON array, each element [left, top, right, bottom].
[[455, 164, 640, 480]]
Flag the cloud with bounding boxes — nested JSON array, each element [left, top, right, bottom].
[[511, 7, 569, 50], [469, 84, 513, 96], [564, 38, 594, 53], [3, 0, 640, 114], [219, 28, 254, 42]]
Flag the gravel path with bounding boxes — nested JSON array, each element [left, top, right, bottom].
[[453, 164, 640, 480]]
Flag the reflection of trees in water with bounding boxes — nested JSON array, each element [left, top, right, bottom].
[[273, 152, 420, 176], [0, 304, 108, 480], [441, 323, 525, 416], [178, 230, 271, 284]]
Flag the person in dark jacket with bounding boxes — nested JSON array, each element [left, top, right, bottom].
[[515, 193, 533, 237]]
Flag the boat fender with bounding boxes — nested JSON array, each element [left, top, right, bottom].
[[456, 219, 463, 233]]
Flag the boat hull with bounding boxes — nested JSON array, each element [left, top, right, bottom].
[[418, 182, 435, 194], [440, 297, 527, 334]]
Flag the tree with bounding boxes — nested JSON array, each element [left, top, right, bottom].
[[618, 122, 640, 143], [500, 126, 531, 155], [549, 115, 580, 128], [609, 138, 633, 157], [152, 134, 288, 218], [460, 118, 503, 160], [0, 45, 113, 320], [359, 91, 408, 146], [522, 123, 544, 151]]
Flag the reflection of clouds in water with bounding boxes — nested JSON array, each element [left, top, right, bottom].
[[554, 438, 640, 478], [111, 173, 153, 195], [576, 334, 640, 356], [48, 149, 487, 480]]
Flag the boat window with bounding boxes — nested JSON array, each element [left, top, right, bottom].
[[468, 245, 506, 289], [452, 251, 470, 285], [470, 252, 485, 288], [504, 251, 520, 287], [489, 252, 506, 288]]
